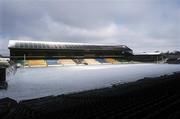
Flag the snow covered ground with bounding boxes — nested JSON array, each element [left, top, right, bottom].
[[0, 63, 180, 101]]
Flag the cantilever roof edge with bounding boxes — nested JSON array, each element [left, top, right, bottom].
[[8, 40, 128, 48]]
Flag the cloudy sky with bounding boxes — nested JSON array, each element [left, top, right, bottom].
[[0, 0, 179, 55]]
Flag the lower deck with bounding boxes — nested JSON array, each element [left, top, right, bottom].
[[15, 58, 133, 68]]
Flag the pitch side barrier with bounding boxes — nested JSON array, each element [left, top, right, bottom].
[[0, 67, 7, 89]]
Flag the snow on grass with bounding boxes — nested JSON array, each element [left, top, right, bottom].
[[0, 63, 180, 101]]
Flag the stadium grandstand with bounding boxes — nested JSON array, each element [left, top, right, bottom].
[[8, 40, 133, 67]]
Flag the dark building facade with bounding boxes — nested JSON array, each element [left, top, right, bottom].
[[133, 53, 164, 63], [8, 40, 133, 60]]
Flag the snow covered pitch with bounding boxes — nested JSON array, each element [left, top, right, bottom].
[[0, 64, 180, 101]]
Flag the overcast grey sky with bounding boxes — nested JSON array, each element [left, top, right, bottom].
[[0, 0, 180, 55]]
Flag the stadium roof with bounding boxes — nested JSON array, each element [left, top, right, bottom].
[[8, 40, 130, 50]]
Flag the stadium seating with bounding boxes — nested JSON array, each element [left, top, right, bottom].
[[0, 98, 17, 118], [96, 58, 109, 64], [105, 58, 120, 64], [46, 60, 60, 66], [15, 60, 28, 67], [84, 59, 101, 65], [58, 59, 76, 65], [72, 59, 86, 65], [27, 60, 47, 67], [15, 58, 134, 68], [79, 59, 88, 65], [3, 72, 180, 119], [116, 58, 129, 63], [15, 57, 135, 68]]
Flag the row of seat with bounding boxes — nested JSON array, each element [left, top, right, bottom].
[[16, 58, 127, 67], [84, 59, 101, 65], [28, 60, 47, 67], [3, 72, 180, 119], [105, 58, 120, 64]]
